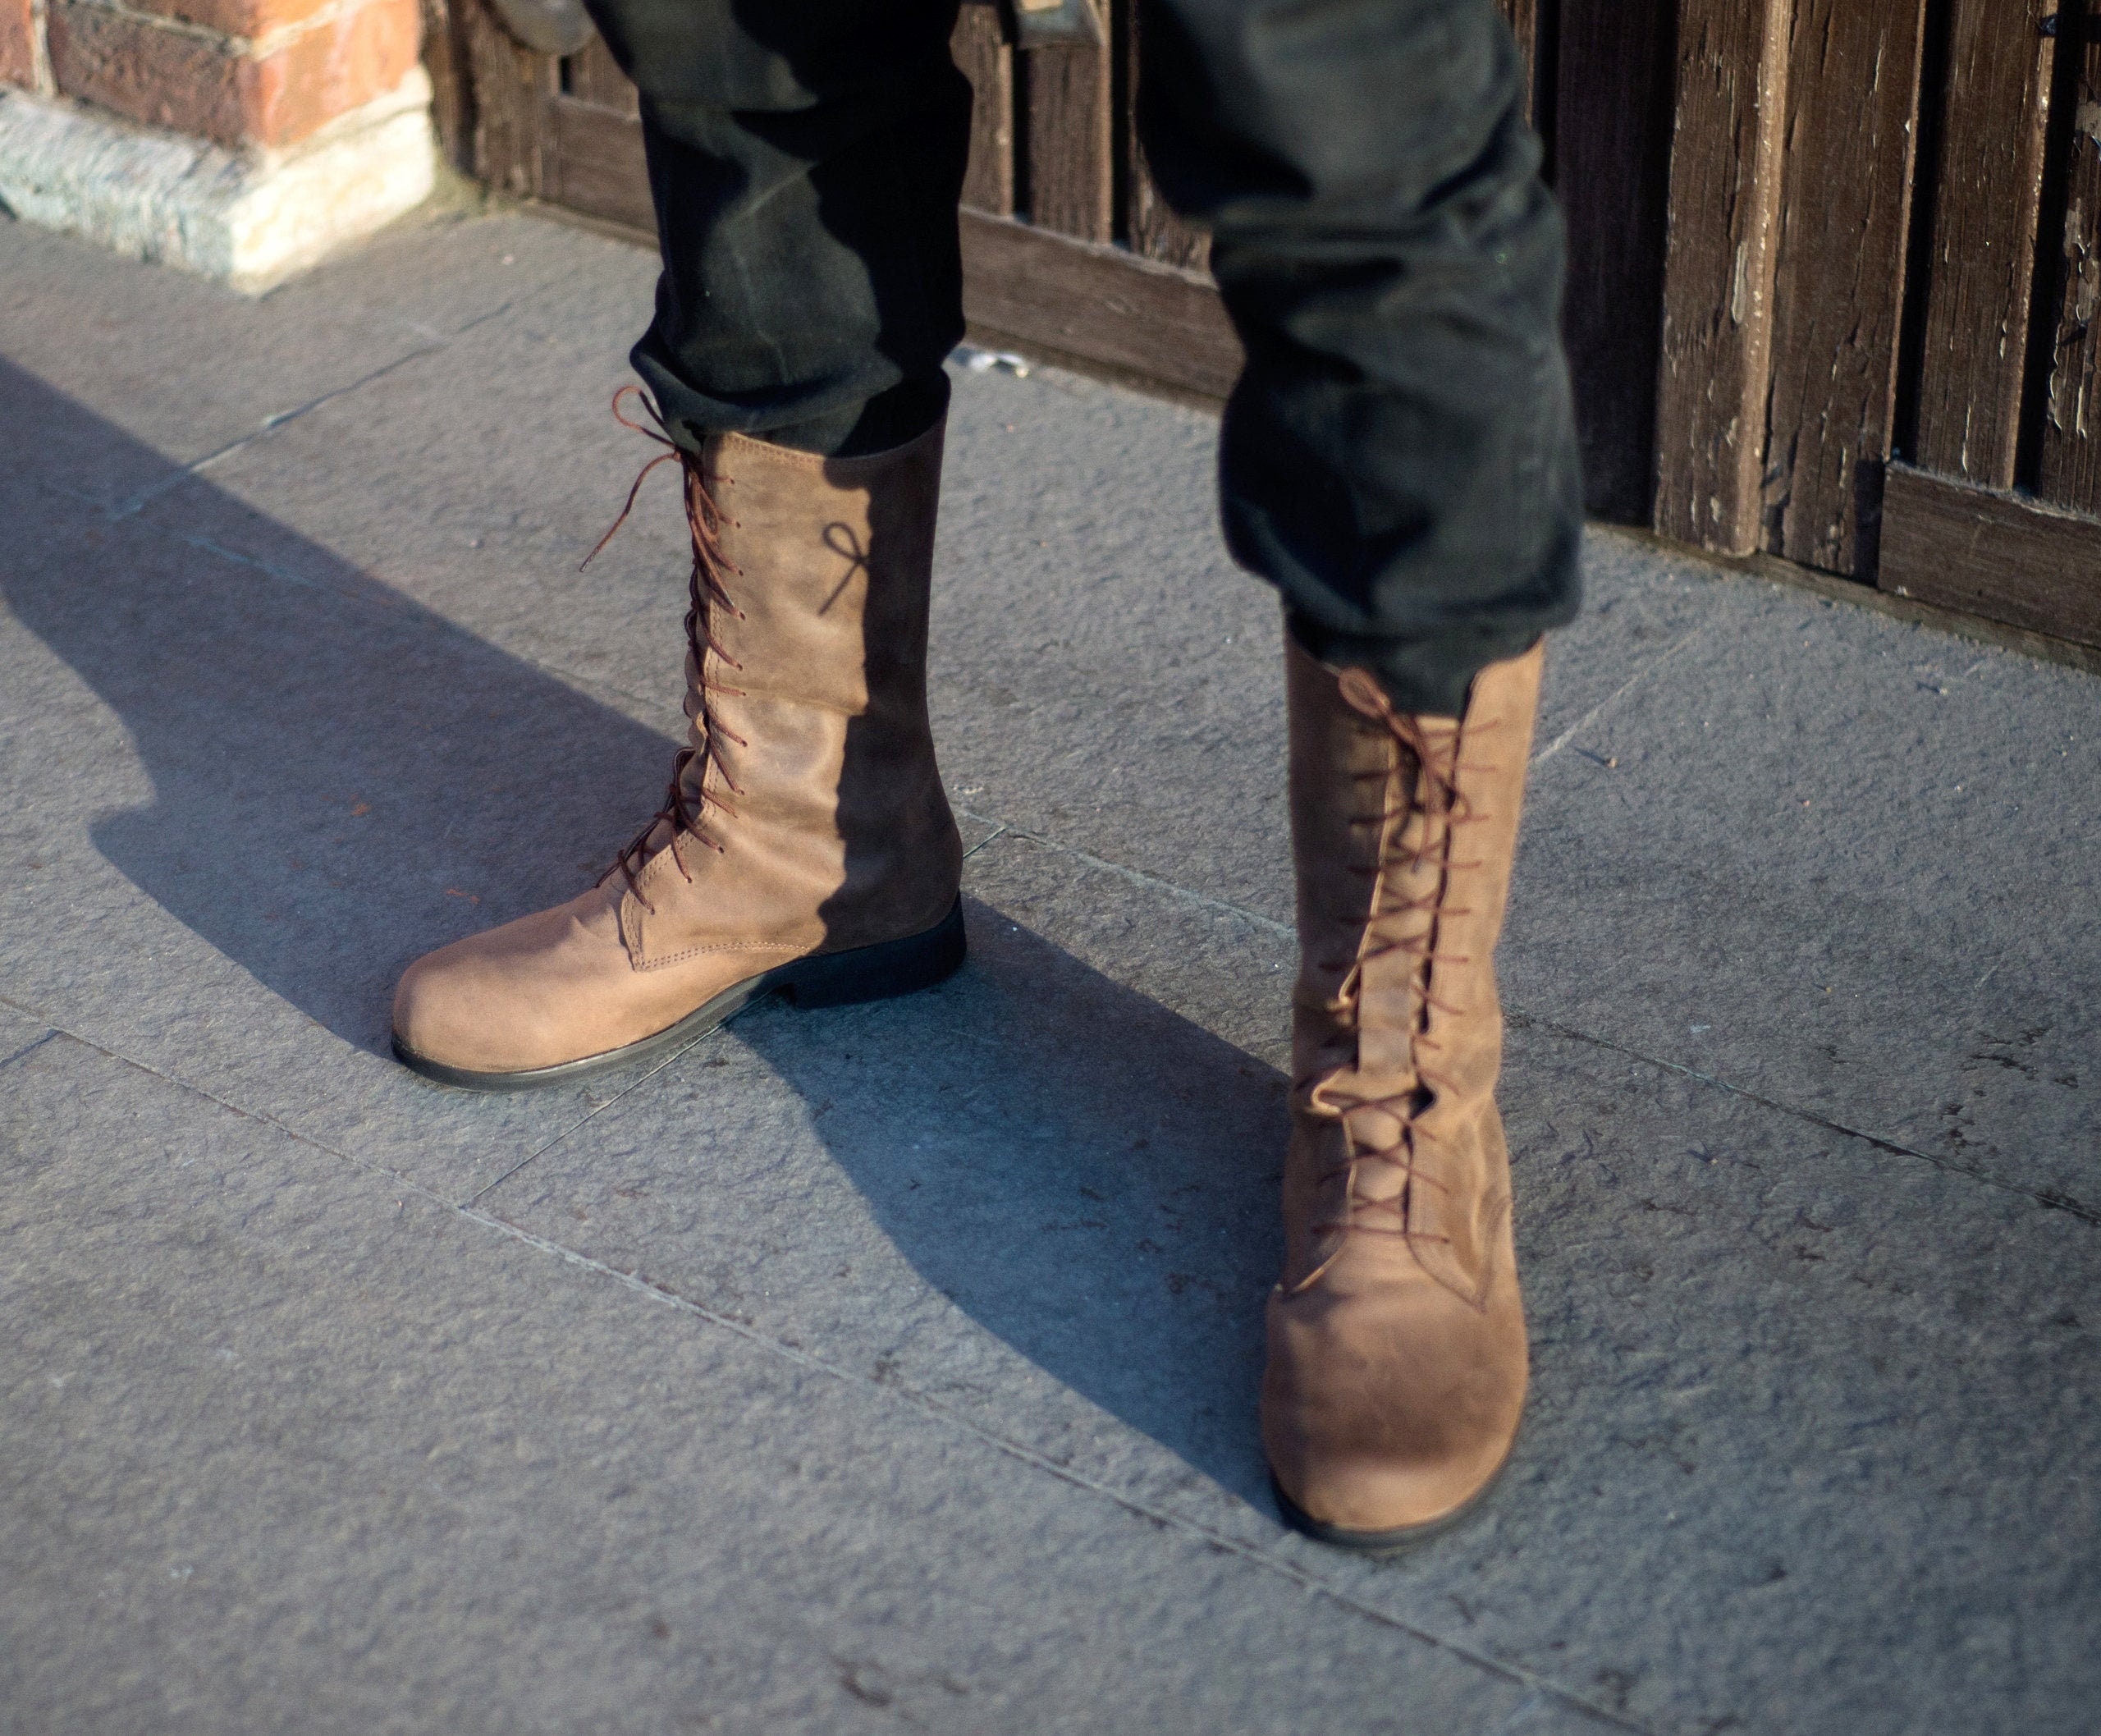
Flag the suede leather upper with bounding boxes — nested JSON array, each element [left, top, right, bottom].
[[1263, 637, 1544, 1535], [392, 419, 962, 1078]]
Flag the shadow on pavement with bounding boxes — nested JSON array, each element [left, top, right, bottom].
[[0, 357, 1285, 1503]]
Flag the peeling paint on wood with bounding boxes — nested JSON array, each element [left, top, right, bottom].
[[1912, 0, 2055, 491], [1655, 0, 1795, 556], [1760, 0, 1930, 578], [2040, 41, 2101, 511]]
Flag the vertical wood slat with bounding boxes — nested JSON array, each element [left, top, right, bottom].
[[1911, 0, 2056, 488], [564, 33, 639, 116], [1555, 0, 1674, 524], [462, 0, 548, 201], [953, 2, 1015, 217], [1122, 0, 1208, 270], [1494, 0, 1542, 124], [420, 0, 472, 172], [1760, 0, 1931, 576], [1653, 0, 1794, 554], [2037, 20, 2101, 513], [1023, 37, 1114, 242]]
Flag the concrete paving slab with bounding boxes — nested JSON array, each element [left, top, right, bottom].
[[139, 224, 1722, 946], [0, 369, 729, 1197], [117, 233, 698, 726], [936, 370, 1724, 928], [1509, 564, 2101, 1207], [0, 208, 623, 512], [476, 827, 2101, 1736], [0, 1022, 1581, 1736], [477, 831, 1298, 1528], [5, 204, 2099, 1735]]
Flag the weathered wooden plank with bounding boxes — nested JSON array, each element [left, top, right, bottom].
[[1555, 0, 1673, 524], [1760, 0, 1930, 577], [1494, 0, 1544, 126], [954, 1, 1015, 217], [2038, 22, 2101, 515], [1880, 462, 2101, 645], [959, 208, 1239, 398], [1022, 39, 1114, 241], [1120, 0, 1207, 270], [545, 96, 653, 234], [462, 0, 549, 200], [563, 31, 639, 117], [419, 0, 472, 172], [1653, 0, 1794, 555], [1911, 0, 2055, 488]]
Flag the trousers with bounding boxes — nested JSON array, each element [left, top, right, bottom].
[[577, 0, 1582, 713]]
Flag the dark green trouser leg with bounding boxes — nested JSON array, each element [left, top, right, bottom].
[[1137, 0, 1583, 712], [579, 0, 968, 458], [582, 0, 1581, 711]]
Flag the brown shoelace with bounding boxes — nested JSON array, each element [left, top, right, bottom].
[[1289, 668, 1507, 1287], [581, 387, 751, 913]]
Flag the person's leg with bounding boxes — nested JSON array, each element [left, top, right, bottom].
[[1138, 0, 1573, 1547], [1139, 0, 1579, 714], [588, 0, 969, 457], [391, 0, 972, 1088]]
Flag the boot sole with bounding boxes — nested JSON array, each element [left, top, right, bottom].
[[1267, 1431, 1517, 1557], [391, 896, 967, 1093]]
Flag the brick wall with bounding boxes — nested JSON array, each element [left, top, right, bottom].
[[1, 0, 47, 89], [3, 0, 420, 150]]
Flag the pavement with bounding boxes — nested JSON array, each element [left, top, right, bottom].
[[1, 199, 2096, 1736]]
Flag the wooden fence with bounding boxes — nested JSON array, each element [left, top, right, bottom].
[[423, 0, 2101, 653]]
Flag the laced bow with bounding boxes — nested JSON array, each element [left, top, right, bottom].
[[1286, 668, 1504, 1291], [581, 387, 750, 911]]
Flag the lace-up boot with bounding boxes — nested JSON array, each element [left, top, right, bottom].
[[1263, 635, 1545, 1548], [391, 412, 964, 1089]]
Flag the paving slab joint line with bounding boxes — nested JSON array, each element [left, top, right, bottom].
[[100, 297, 521, 520], [1530, 625, 1711, 767], [0, 989, 1643, 1732], [945, 818, 2083, 1221], [461, 1028, 718, 1206], [1508, 1010, 2101, 1227], [953, 808, 1293, 938], [459, 1202, 1652, 1736]]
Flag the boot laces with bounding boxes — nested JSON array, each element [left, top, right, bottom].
[[580, 387, 750, 911], [1289, 669, 1506, 1289]]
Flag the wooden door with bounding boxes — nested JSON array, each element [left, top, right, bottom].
[[1879, 0, 2101, 647], [424, 0, 2101, 653]]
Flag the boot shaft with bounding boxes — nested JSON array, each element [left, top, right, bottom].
[[1282, 636, 1544, 1300], [623, 421, 962, 966]]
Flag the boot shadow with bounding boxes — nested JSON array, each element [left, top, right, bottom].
[[726, 900, 1290, 1508], [2, 357, 1289, 1504], [0, 358, 672, 1054]]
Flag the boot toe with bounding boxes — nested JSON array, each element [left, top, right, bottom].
[[1261, 1283, 1527, 1541], [391, 937, 531, 1075], [1268, 1421, 1516, 1541], [391, 891, 630, 1077]]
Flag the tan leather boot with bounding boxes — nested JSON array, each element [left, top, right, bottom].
[[391, 415, 965, 1090], [1263, 635, 1545, 1550]]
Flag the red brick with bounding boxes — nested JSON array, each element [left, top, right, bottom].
[[49, 0, 419, 149], [49, 3, 247, 142], [119, 0, 341, 46], [246, 0, 419, 145], [0, 0, 39, 89]]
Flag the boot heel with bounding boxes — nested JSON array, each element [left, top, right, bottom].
[[780, 897, 966, 1010]]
